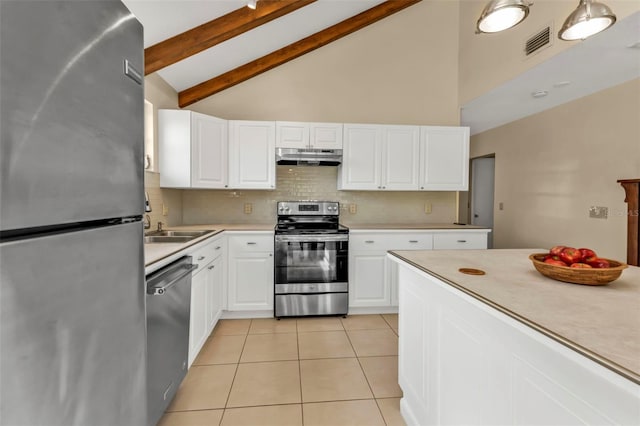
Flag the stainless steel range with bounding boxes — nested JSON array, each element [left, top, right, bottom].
[[274, 201, 348, 318]]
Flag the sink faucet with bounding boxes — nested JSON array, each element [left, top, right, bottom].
[[144, 214, 151, 230], [157, 221, 163, 232]]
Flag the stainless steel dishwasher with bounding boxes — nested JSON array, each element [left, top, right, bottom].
[[146, 256, 197, 426]]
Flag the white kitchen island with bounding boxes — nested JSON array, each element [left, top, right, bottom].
[[389, 249, 640, 426]]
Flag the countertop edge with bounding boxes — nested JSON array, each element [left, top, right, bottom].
[[388, 251, 640, 385]]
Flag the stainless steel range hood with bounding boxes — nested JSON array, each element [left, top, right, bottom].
[[276, 147, 342, 166]]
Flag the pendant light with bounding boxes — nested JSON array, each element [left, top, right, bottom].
[[247, 0, 257, 9], [558, 0, 616, 41], [476, 0, 532, 34]]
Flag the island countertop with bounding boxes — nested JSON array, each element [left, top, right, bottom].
[[389, 248, 640, 384]]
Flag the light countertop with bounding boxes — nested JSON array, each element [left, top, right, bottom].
[[389, 248, 640, 384], [144, 223, 491, 268], [346, 223, 490, 230], [144, 224, 273, 269]]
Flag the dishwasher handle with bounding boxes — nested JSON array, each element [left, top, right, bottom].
[[148, 264, 197, 295], [146, 257, 198, 296]]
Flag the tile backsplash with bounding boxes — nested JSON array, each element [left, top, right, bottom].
[[178, 166, 457, 226]]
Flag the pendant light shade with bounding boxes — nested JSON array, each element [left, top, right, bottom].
[[476, 0, 531, 34], [558, 0, 616, 41]]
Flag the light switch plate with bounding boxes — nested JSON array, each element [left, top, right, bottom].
[[589, 206, 608, 219], [424, 203, 432, 214], [349, 204, 357, 214], [244, 203, 253, 214]]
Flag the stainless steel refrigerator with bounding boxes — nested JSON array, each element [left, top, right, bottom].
[[0, 1, 147, 424]]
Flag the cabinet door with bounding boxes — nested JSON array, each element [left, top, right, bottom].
[[349, 251, 389, 307], [382, 125, 420, 190], [158, 109, 191, 188], [188, 269, 208, 366], [191, 113, 228, 189], [228, 252, 274, 311], [276, 121, 308, 149], [206, 255, 224, 331], [339, 124, 381, 190], [420, 126, 470, 191], [310, 123, 343, 150], [228, 120, 276, 189]]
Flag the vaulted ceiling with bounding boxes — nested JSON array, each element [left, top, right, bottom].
[[122, 0, 421, 107]]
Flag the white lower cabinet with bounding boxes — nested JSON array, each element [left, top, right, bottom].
[[349, 231, 433, 309], [187, 235, 226, 366], [188, 268, 208, 367], [227, 232, 274, 312], [349, 230, 489, 309], [394, 260, 639, 426], [350, 251, 389, 307]]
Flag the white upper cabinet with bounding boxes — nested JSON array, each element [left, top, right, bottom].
[[381, 125, 420, 190], [339, 124, 382, 190], [228, 120, 276, 190], [276, 121, 343, 150], [420, 126, 470, 191], [339, 124, 419, 190], [158, 110, 228, 189]]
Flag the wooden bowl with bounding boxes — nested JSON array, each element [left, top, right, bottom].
[[529, 253, 628, 285]]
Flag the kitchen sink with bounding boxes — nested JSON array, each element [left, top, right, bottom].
[[144, 230, 215, 244]]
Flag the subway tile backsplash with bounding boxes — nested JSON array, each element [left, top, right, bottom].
[[178, 166, 457, 226]]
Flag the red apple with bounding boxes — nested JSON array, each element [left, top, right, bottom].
[[587, 258, 610, 268], [570, 263, 592, 268], [578, 248, 597, 263], [559, 247, 583, 265], [543, 254, 562, 262], [550, 245, 566, 256], [544, 258, 568, 267]]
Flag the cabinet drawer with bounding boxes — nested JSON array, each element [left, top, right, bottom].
[[190, 237, 225, 270], [432, 233, 487, 250], [229, 234, 274, 252], [350, 233, 433, 251], [190, 245, 216, 271]]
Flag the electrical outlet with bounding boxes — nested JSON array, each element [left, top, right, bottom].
[[244, 203, 253, 214], [162, 203, 169, 216], [589, 206, 608, 219], [424, 202, 432, 214], [349, 204, 357, 214]]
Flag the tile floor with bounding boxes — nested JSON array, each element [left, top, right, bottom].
[[158, 314, 405, 426]]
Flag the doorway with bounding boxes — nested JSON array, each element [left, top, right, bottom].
[[470, 155, 495, 248]]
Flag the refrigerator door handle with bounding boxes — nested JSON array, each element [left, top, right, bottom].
[[124, 59, 143, 85], [148, 264, 197, 296]]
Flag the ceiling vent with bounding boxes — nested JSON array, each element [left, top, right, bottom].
[[525, 25, 552, 57]]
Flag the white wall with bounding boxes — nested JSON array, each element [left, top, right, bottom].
[[470, 78, 640, 260]]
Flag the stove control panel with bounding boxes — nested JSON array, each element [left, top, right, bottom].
[[277, 201, 340, 216]]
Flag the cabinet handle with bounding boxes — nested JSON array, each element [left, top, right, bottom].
[[224, 185, 228, 188], [208, 265, 215, 270], [365, 240, 375, 244], [215, 246, 221, 250], [409, 240, 418, 243], [269, 253, 273, 257], [197, 256, 205, 260], [247, 242, 256, 245], [420, 186, 424, 190], [457, 240, 467, 243]]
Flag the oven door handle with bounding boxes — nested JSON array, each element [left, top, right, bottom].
[[275, 234, 348, 243]]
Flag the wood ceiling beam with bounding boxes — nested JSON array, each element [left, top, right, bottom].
[[144, 0, 317, 75], [178, 0, 422, 107]]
